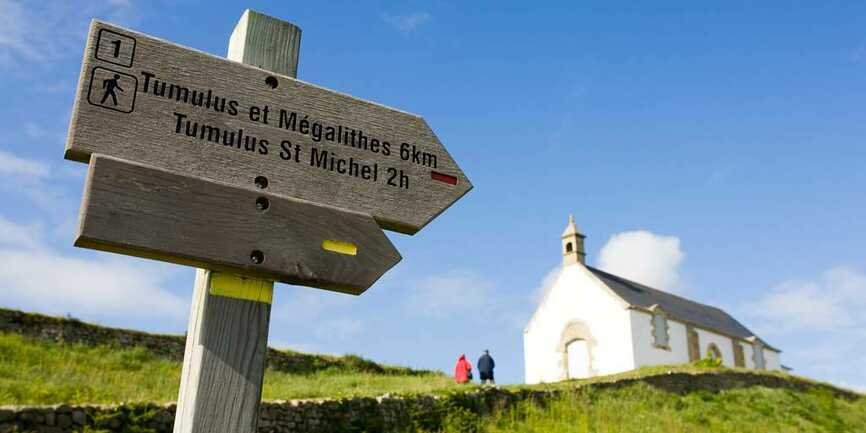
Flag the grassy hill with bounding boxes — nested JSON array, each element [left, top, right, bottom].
[[471, 380, 866, 433], [0, 331, 458, 405], [0, 307, 432, 376], [0, 308, 457, 405], [1, 309, 864, 432]]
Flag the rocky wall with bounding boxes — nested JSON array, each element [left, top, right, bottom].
[[1, 371, 858, 433]]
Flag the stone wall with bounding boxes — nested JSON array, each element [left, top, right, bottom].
[[0, 308, 430, 376], [1, 371, 859, 433], [0, 308, 186, 361], [2, 391, 508, 433]]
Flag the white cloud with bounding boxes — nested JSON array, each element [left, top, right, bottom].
[[597, 230, 684, 292], [0, 150, 50, 178], [405, 269, 494, 317], [0, 0, 135, 67], [0, 215, 186, 321], [531, 265, 562, 303], [0, 149, 82, 214], [0, 217, 42, 249], [382, 11, 431, 33], [741, 266, 866, 390], [0, 0, 36, 62], [747, 266, 866, 333]]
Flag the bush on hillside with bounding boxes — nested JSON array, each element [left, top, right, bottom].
[[692, 355, 723, 369]]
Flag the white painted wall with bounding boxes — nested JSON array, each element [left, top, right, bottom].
[[524, 264, 635, 384], [696, 328, 736, 368], [764, 348, 782, 370], [629, 310, 690, 368]]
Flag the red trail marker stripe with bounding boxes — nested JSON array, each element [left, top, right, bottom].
[[431, 171, 458, 185]]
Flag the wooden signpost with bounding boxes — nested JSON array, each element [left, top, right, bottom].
[[64, 9, 471, 433], [66, 19, 471, 235]]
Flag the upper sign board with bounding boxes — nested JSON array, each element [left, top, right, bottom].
[[66, 21, 472, 234]]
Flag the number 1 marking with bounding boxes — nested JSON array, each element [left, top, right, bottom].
[[110, 40, 121, 57]]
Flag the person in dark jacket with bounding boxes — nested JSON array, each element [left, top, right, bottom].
[[477, 350, 495, 385]]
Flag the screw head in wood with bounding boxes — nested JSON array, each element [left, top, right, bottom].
[[255, 197, 269, 211], [250, 250, 264, 264]]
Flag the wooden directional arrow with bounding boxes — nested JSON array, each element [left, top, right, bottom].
[[76, 155, 402, 294], [66, 20, 472, 235]]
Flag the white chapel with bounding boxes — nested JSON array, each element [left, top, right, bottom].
[[523, 216, 782, 384]]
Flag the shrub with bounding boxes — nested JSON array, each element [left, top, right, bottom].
[[693, 355, 722, 369]]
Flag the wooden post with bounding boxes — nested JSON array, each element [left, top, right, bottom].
[[173, 10, 301, 433]]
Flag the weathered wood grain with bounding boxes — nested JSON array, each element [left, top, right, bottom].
[[76, 154, 401, 294], [174, 270, 272, 433], [174, 12, 295, 433], [229, 10, 301, 78], [65, 19, 471, 234]]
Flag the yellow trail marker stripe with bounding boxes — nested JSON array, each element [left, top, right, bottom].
[[209, 272, 274, 304], [322, 240, 358, 256]]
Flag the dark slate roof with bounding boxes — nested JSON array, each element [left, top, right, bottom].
[[587, 266, 763, 343]]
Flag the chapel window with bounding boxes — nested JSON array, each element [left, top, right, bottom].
[[753, 340, 766, 369], [566, 242, 573, 253], [651, 311, 670, 349], [707, 343, 722, 362]]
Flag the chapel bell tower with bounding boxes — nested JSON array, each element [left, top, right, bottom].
[[562, 214, 586, 266]]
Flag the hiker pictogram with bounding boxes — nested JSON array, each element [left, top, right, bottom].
[[87, 67, 137, 113], [100, 74, 124, 106]]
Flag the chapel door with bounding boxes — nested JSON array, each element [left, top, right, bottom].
[[566, 339, 590, 379]]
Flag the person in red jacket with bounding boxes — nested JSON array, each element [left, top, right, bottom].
[[454, 354, 473, 384]]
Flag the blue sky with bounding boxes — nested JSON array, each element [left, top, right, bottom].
[[1, 0, 865, 389]]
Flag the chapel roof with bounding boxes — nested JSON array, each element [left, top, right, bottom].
[[586, 266, 777, 350]]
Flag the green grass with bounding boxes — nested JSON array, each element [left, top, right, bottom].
[[4, 330, 865, 433], [0, 332, 179, 405], [262, 369, 457, 401], [0, 332, 457, 405], [468, 383, 866, 433], [497, 362, 857, 400]]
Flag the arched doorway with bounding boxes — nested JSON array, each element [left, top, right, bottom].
[[707, 343, 722, 362], [558, 320, 596, 380], [566, 339, 590, 379]]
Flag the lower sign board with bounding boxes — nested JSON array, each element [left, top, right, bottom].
[[66, 20, 472, 235], [76, 155, 402, 294]]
